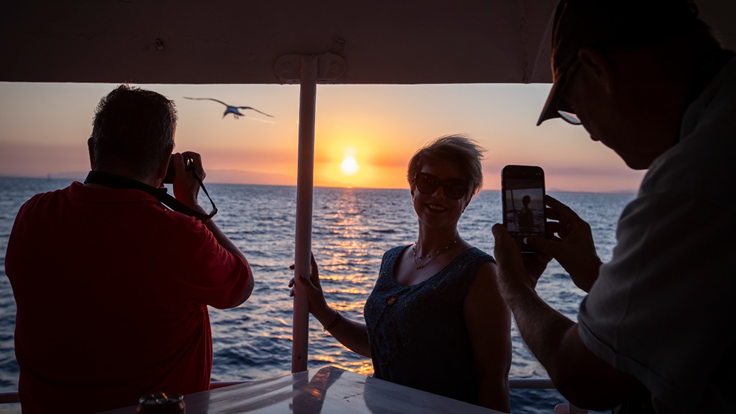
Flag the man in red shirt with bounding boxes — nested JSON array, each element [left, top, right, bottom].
[[5, 85, 254, 413]]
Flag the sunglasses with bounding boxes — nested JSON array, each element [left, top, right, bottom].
[[415, 172, 469, 200]]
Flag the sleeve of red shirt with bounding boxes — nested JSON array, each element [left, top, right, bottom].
[[171, 215, 251, 309]]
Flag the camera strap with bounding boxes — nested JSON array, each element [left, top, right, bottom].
[[84, 171, 217, 223]]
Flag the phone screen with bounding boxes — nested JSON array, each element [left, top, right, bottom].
[[502, 165, 546, 253]]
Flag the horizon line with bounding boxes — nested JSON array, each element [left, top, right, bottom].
[[0, 174, 639, 195]]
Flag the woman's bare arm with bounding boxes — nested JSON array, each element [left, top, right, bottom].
[[464, 261, 512, 413], [290, 255, 371, 357]]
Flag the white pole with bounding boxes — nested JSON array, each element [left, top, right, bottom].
[[292, 55, 318, 373]]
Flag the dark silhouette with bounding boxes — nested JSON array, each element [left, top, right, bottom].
[[492, 0, 736, 412], [5, 85, 255, 413], [518, 195, 534, 234]]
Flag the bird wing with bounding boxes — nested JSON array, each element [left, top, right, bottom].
[[183, 97, 228, 107], [235, 106, 275, 117]]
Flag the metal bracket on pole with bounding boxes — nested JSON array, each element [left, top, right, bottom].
[[281, 52, 345, 374], [275, 52, 346, 83]]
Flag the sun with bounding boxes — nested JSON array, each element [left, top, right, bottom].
[[340, 156, 359, 176]]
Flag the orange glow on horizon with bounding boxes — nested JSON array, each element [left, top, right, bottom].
[[312, 131, 417, 189], [0, 82, 646, 193]]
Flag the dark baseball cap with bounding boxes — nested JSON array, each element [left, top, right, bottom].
[[537, 0, 700, 126]]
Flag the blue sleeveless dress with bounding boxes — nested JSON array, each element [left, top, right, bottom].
[[364, 245, 496, 405]]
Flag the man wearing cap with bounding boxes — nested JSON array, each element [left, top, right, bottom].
[[492, 0, 735, 412]]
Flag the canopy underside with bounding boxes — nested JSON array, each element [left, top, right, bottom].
[[1, 0, 734, 85]]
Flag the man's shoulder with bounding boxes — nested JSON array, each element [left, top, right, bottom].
[[17, 183, 205, 235], [151, 204, 206, 228], [135, 205, 209, 246], [17, 184, 74, 214], [639, 83, 736, 209]]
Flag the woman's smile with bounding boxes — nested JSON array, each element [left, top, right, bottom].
[[426, 203, 448, 212]]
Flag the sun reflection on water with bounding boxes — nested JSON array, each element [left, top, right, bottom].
[[327, 301, 366, 313], [334, 360, 374, 376]]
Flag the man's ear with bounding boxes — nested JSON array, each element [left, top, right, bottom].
[[87, 137, 95, 170], [578, 47, 615, 95], [157, 153, 172, 182]]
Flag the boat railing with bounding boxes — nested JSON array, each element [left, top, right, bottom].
[[0, 393, 16, 404]]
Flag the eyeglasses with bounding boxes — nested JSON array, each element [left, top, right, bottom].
[[558, 110, 582, 125], [415, 172, 469, 200], [556, 60, 583, 126]]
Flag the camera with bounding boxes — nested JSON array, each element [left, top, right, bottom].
[[163, 156, 194, 183]]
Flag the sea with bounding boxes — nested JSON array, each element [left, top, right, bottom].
[[0, 177, 635, 413]]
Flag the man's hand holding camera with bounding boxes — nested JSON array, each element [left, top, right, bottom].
[[171, 152, 208, 214]]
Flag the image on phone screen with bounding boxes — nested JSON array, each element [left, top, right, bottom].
[[502, 166, 546, 253]]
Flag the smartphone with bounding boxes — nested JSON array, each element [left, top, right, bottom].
[[501, 165, 546, 253]]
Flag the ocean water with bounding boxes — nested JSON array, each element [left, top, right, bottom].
[[0, 177, 634, 413]]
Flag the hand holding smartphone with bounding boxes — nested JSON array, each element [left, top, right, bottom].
[[501, 165, 547, 253]]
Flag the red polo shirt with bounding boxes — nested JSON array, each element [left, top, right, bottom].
[[5, 182, 250, 413]]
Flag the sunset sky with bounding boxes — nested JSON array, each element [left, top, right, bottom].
[[0, 82, 645, 192]]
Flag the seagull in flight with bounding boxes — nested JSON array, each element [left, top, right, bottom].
[[184, 97, 274, 119]]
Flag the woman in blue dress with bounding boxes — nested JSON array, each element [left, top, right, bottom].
[[290, 135, 511, 412]]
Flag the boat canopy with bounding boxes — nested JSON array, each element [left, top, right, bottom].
[[2, 0, 734, 85]]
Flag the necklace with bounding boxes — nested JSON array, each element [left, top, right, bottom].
[[412, 238, 458, 269]]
